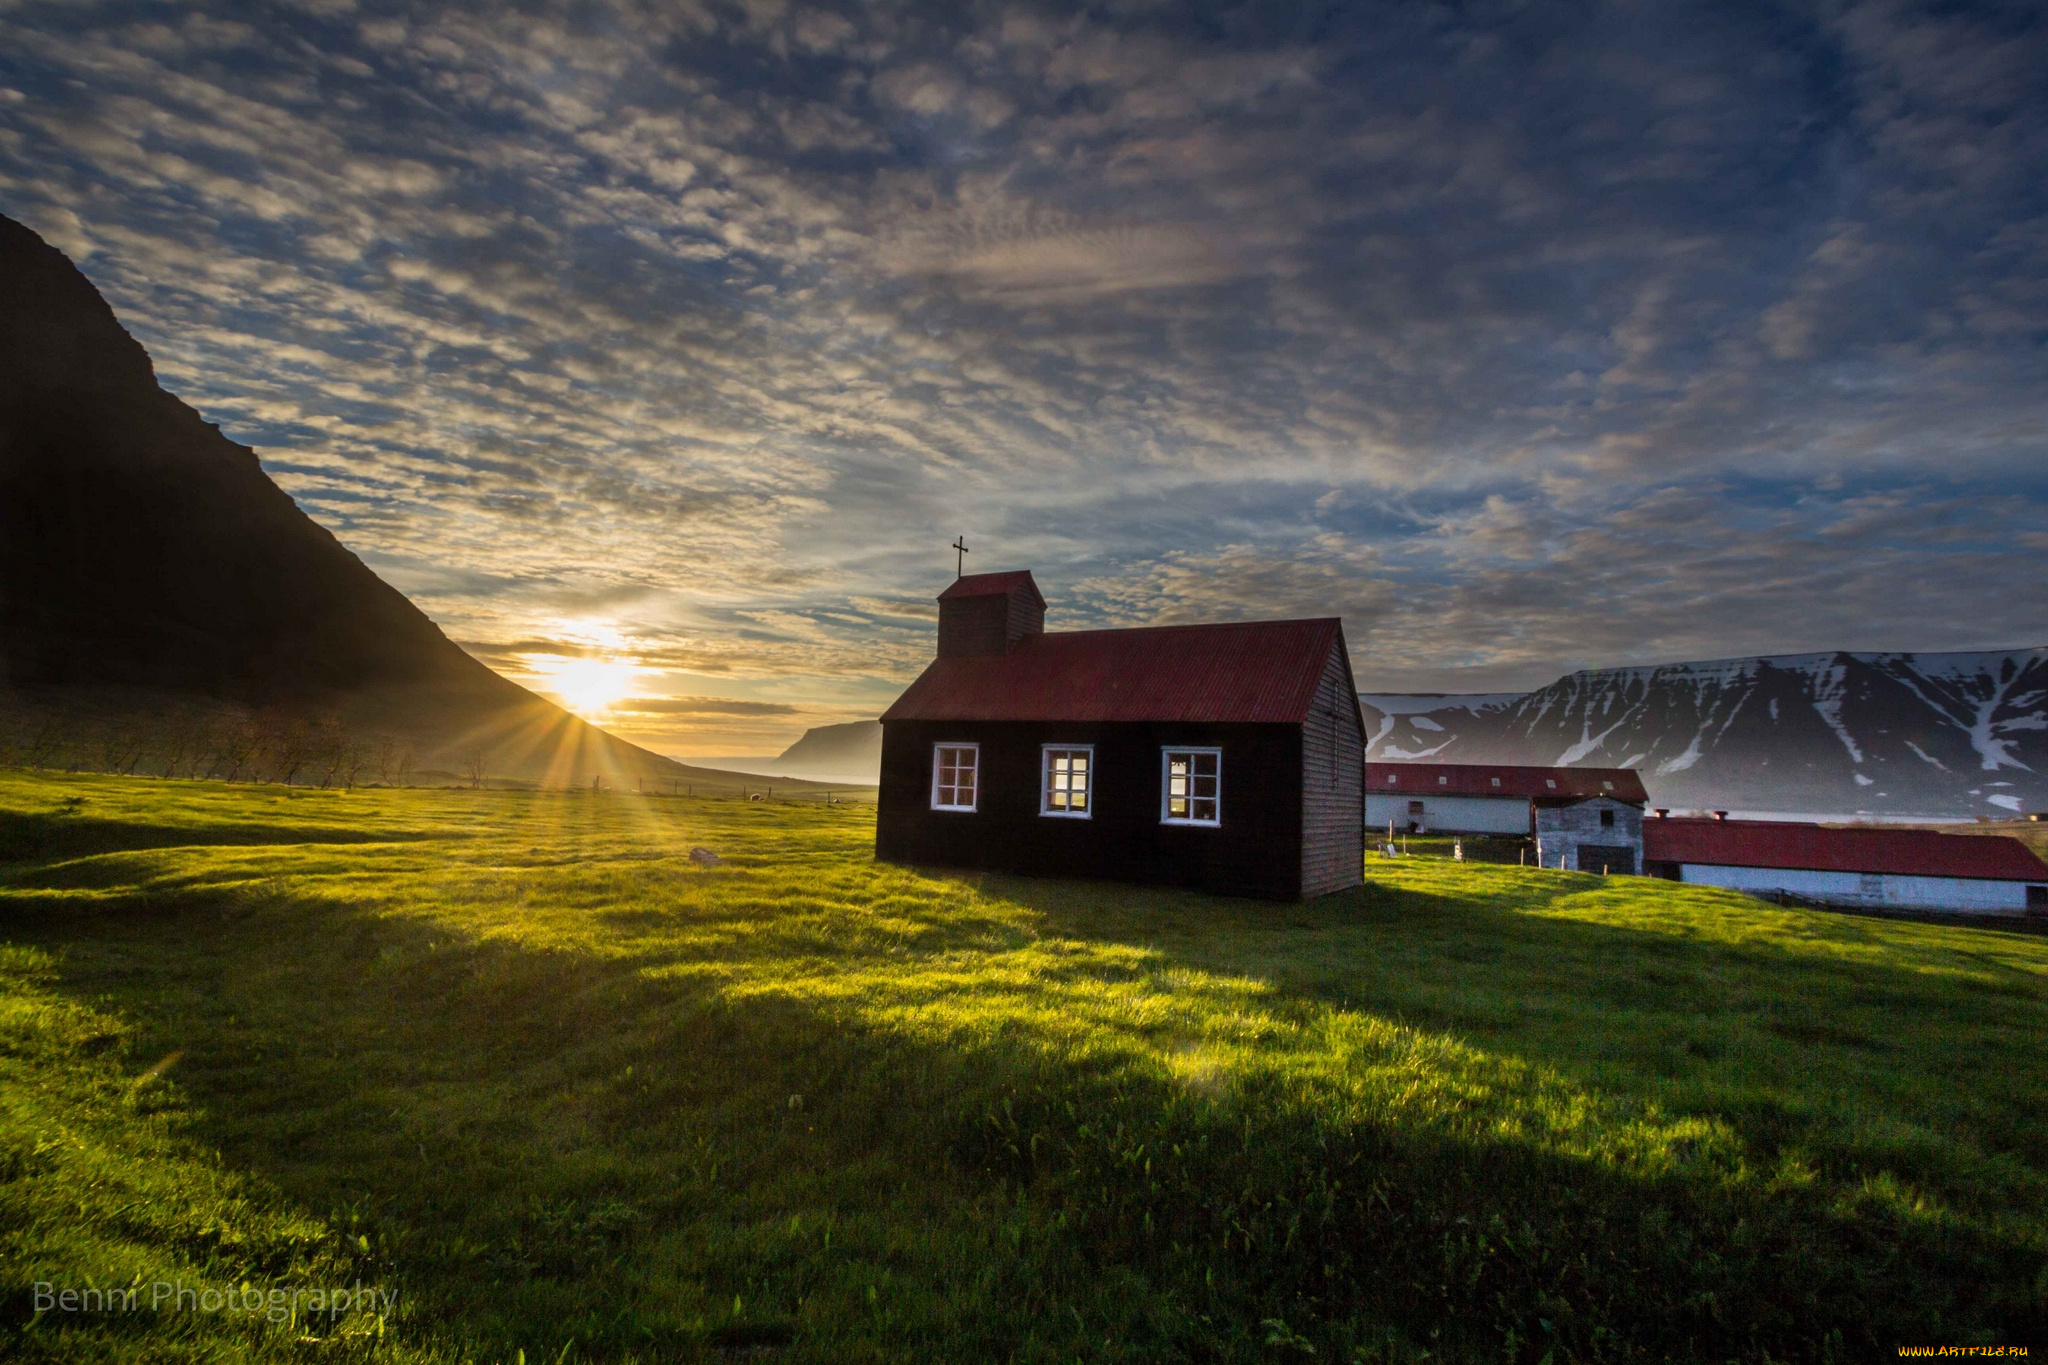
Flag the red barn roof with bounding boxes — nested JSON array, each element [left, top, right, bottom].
[[1644, 818, 2048, 881], [1367, 762, 1649, 803], [939, 570, 1044, 606], [881, 618, 1346, 724]]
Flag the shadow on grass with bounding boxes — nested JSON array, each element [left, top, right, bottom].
[[1000, 862, 2048, 1025], [991, 866, 2048, 1228], [9, 870, 2047, 1362], [0, 807, 440, 866]]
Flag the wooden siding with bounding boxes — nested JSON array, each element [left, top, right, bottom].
[[876, 719, 1305, 900], [1533, 797, 1644, 873], [936, 580, 1044, 658], [937, 593, 1011, 658], [1299, 635, 1365, 897], [1001, 583, 1046, 651]]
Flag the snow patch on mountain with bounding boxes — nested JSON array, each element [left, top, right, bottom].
[[1557, 704, 1640, 765], [1360, 693, 1526, 717], [1810, 661, 1864, 763], [1906, 741, 1947, 769], [1360, 646, 2048, 817], [1382, 739, 1456, 759], [1656, 734, 1704, 776]]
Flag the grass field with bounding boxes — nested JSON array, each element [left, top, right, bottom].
[[2, 771, 2045, 1362]]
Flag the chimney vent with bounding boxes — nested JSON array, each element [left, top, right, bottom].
[[1713, 809, 1729, 822]]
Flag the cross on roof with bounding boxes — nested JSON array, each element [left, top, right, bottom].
[[952, 535, 969, 577]]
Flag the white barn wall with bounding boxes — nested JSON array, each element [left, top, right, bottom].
[[1365, 793, 1530, 834], [1679, 862, 2043, 914]]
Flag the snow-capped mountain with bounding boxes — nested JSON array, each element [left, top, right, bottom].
[[1362, 648, 2048, 817]]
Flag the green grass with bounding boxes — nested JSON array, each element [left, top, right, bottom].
[[2, 770, 2044, 1362], [1372, 834, 1531, 865]]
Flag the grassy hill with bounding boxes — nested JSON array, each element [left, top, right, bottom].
[[2, 771, 2044, 1361]]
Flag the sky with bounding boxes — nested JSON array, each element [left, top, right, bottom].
[[2, 0, 2045, 756]]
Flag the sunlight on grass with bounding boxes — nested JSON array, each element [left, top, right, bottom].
[[3, 769, 2044, 1361]]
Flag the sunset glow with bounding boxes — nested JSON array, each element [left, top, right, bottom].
[[531, 656, 640, 718]]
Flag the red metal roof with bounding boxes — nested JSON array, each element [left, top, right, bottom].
[[881, 618, 1345, 724], [1643, 817, 2048, 881], [939, 571, 1044, 606], [1367, 762, 1649, 803]]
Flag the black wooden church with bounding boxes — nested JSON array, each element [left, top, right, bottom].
[[876, 570, 1366, 900]]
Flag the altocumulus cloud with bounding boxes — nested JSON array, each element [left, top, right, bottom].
[[1, 0, 2044, 741], [614, 697, 801, 717]]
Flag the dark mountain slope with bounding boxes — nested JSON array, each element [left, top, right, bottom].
[[0, 212, 509, 701], [0, 212, 759, 785]]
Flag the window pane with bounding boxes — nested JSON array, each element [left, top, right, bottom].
[[935, 746, 977, 809], [1162, 749, 1220, 824], [1044, 748, 1090, 814]]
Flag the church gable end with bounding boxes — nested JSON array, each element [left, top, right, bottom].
[[1300, 633, 1366, 898]]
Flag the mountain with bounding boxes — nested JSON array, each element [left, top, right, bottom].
[[767, 720, 882, 783], [682, 722, 882, 784], [0, 211, 766, 787], [1363, 649, 2048, 818]]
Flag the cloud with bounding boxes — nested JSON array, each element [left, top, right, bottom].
[[456, 637, 600, 666], [0, 0, 2041, 747], [1070, 534, 1394, 631], [613, 696, 800, 716], [922, 222, 1242, 303]]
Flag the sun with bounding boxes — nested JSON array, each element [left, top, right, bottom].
[[538, 656, 639, 717]]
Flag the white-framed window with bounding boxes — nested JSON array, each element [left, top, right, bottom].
[[931, 743, 980, 812], [1040, 745, 1093, 818], [1160, 747, 1221, 826]]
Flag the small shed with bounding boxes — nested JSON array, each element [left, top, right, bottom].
[[1644, 816, 2048, 915], [1532, 795, 1645, 875], [877, 570, 1366, 900]]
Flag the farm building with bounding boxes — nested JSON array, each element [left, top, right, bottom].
[[876, 570, 1366, 900], [1365, 762, 1648, 834], [1366, 762, 1649, 874], [1533, 795, 1647, 876], [1643, 816, 2048, 915]]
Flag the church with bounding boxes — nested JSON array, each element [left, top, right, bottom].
[[876, 570, 1366, 900]]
